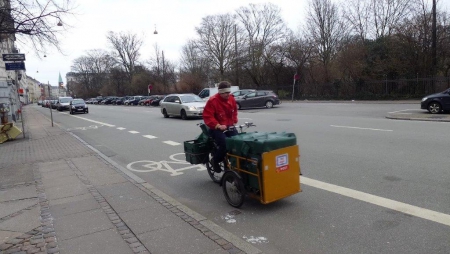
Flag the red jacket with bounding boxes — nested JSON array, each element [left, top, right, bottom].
[[203, 93, 238, 129]]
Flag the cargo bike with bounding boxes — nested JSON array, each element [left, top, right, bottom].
[[184, 122, 301, 208]]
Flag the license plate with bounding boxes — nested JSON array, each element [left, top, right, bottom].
[[77, 108, 83, 111]]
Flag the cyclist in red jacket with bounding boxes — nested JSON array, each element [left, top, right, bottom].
[[203, 81, 238, 172]]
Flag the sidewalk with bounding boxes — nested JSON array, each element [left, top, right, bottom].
[[0, 106, 260, 254]]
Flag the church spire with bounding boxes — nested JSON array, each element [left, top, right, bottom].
[[58, 72, 63, 87]]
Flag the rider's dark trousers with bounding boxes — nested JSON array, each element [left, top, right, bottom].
[[209, 128, 238, 164]]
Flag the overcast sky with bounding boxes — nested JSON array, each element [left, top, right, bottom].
[[24, 0, 306, 86], [23, 0, 448, 87]]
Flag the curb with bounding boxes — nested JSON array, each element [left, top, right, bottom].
[[385, 116, 450, 122]]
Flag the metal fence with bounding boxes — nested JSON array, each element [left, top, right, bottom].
[[260, 77, 450, 100]]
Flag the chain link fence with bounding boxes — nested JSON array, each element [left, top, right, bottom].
[[259, 77, 450, 100]]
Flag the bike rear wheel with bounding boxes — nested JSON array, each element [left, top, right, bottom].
[[222, 171, 245, 208]]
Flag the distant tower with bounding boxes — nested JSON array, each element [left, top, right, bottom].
[[58, 72, 63, 87], [58, 72, 64, 96]]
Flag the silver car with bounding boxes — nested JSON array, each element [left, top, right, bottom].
[[160, 94, 206, 120]]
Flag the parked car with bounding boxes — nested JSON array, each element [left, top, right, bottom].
[[151, 95, 166, 106], [138, 96, 150, 106], [235, 90, 280, 109], [50, 99, 58, 109], [101, 97, 117, 105], [114, 97, 126, 105], [231, 89, 255, 98], [160, 94, 206, 120], [56, 97, 74, 111], [69, 99, 88, 114], [421, 88, 450, 114], [37, 100, 43, 105], [126, 96, 144, 106]]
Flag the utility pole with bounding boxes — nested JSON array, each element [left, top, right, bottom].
[[234, 24, 239, 87], [15, 70, 25, 138], [432, 0, 437, 91], [48, 82, 53, 127]]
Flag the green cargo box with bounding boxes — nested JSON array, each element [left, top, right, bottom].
[[226, 131, 297, 157], [226, 131, 297, 191], [184, 139, 212, 165]]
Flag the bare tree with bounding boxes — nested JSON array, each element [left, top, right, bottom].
[[147, 44, 177, 93], [195, 13, 236, 81], [70, 49, 114, 97], [235, 3, 289, 86], [0, 0, 75, 55], [369, 0, 412, 39], [179, 39, 211, 88], [306, 0, 347, 81], [106, 31, 143, 84], [342, 0, 371, 41]]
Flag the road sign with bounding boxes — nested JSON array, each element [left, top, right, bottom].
[[148, 84, 153, 90], [2, 54, 26, 61], [294, 74, 300, 80], [5, 62, 25, 71]]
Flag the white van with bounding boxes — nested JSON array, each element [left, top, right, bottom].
[[198, 86, 239, 100], [56, 96, 74, 111]]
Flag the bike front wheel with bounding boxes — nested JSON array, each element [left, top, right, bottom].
[[222, 171, 245, 208], [206, 152, 224, 184]]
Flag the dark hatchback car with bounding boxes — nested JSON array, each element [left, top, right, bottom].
[[421, 88, 450, 114], [235, 90, 280, 109], [69, 99, 89, 114]]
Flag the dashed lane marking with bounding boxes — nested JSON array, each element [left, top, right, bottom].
[[388, 109, 417, 114], [70, 115, 115, 127], [143, 135, 157, 139], [331, 125, 393, 132], [129, 131, 140, 134], [117, 127, 126, 130], [301, 177, 450, 227], [163, 141, 181, 146]]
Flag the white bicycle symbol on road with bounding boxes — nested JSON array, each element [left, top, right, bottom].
[[126, 153, 206, 176]]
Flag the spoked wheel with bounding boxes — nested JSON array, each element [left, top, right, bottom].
[[222, 171, 245, 208], [205, 152, 225, 184], [428, 102, 441, 114]]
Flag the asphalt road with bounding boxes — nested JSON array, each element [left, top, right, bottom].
[[34, 102, 450, 254]]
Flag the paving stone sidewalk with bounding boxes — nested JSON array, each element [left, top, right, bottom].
[[0, 106, 260, 254]]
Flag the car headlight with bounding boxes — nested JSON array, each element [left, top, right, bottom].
[[84, 105, 88, 108], [188, 106, 197, 110], [421, 97, 428, 102], [71, 106, 75, 109]]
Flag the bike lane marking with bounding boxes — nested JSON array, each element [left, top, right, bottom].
[[70, 115, 116, 127], [126, 153, 206, 176], [301, 176, 450, 227], [163, 141, 181, 146], [143, 135, 157, 139], [129, 131, 140, 134], [117, 127, 126, 130]]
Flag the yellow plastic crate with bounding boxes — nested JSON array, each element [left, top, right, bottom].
[[6, 126, 22, 139], [0, 133, 8, 144]]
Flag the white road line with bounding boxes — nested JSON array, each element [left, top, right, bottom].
[[301, 177, 450, 227], [71, 115, 115, 127], [163, 141, 181, 146], [129, 131, 140, 134], [331, 125, 393, 132], [117, 127, 126, 130], [388, 109, 416, 114], [143, 135, 157, 139]]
